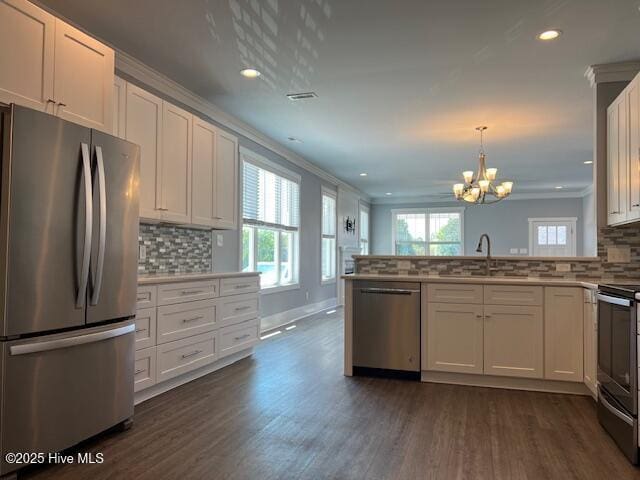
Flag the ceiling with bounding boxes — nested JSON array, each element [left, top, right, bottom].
[[39, 0, 640, 199]]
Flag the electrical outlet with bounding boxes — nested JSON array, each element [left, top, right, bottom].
[[398, 260, 411, 270], [556, 263, 571, 272], [509, 248, 518, 254], [139, 245, 146, 261], [519, 248, 528, 254], [217, 234, 224, 247], [607, 245, 631, 263]]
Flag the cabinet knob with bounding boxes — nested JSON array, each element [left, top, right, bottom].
[[485, 314, 492, 319]]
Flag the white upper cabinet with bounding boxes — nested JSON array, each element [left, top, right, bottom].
[[160, 102, 192, 224], [0, 0, 114, 132], [213, 129, 238, 229], [0, 0, 55, 112], [125, 83, 163, 220], [113, 76, 126, 138], [53, 20, 113, 132], [628, 75, 640, 221], [192, 117, 217, 227]]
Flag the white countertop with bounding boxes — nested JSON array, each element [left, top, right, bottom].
[[139, 271, 259, 285], [341, 274, 608, 290]]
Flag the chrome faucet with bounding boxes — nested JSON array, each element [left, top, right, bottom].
[[476, 233, 498, 276]]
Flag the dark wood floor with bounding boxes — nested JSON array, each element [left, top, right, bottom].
[[22, 309, 640, 480]]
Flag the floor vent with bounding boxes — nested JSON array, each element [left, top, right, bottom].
[[286, 92, 318, 101]]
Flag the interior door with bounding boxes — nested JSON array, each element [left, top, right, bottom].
[[530, 220, 576, 256], [86, 130, 140, 324], [0, 0, 55, 112], [1, 106, 91, 336]]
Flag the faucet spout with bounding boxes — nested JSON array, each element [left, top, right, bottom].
[[476, 234, 495, 276]]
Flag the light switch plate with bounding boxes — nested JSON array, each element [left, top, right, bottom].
[[139, 245, 146, 261], [519, 248, 528, 254], [556, 263, 571, 272], [398, 260, 411, 270], [509, 248, 518, 254], [217, 234, 224, 247], [607, 245, 631, 263]]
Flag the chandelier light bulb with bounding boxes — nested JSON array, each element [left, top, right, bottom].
[[502, 181, 513, 194], [478, 180, 490, 192], [463, 171, 474, 184], [486, 168, 497, 181], [453, 183, 464, 198]]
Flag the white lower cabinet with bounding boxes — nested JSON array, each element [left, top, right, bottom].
[[483, 305, 543, 378], [134, 274, 260, 399], [426, 303, 484, 374], [583, 289, 598, 396]]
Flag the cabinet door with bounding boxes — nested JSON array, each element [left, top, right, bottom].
[[113, 76, 126, 138], [426, 303, 483, 374], [544, 287, 584, 382], [483, 305, 543, 378], [125, 83, 162, 219], [53, 20, 114, 132], [213, 129, 238, 229], [628, 76, 640, 221], [607, 95, 628, 225], [0, 0, 55, 112], [583, 292, 598, 397], [161, 102, 192, 223], [191, 117, 216, 227]]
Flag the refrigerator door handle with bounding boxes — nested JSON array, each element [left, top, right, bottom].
[[77, 142, 93, 308], [90, 145, 107, 306], [9, 323, 135, 356]]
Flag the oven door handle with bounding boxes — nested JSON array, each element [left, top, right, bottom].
[[597, 293, 633, 307], [599, 389, 634, 426]]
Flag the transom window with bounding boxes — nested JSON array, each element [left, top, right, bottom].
[[391, 208, 464, 256], [241, 149, 300, 290]]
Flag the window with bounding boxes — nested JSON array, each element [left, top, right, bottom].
[[359, 204, 370, 254], [321, 188, 337, 283], [241, 149, 300, 290], [528, 218, 577, 257], [391, 208, 464, 256]]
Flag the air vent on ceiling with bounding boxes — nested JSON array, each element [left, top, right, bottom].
[[286, 92, 318, 101]]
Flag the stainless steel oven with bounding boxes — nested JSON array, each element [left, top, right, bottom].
[[597, 284, 639, 464]]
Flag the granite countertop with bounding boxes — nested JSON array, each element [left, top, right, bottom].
[[340, 273, 622, 290], [138, 271, 260, 285]]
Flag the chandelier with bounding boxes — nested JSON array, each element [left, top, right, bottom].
[[453, 126, 513, 204]]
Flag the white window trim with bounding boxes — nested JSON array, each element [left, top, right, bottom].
[[239, 147, 301, 290], [359, 201, 370, 254], [391, 207, 465, 256], [321, 186, 338, 285], [527, 217, 577, 257]]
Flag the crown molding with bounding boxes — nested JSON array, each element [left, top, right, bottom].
[[585, 61, 640, 87], [115, 50, 369, 201], [370, 191, 588, 205]]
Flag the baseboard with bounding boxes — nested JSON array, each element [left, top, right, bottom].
[[260, 298, 338, 333], [134, 348, 253, 405], [421, 370, 591, 396]]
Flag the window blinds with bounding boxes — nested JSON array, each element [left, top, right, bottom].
[[322, 193, 336, 236], [242, 160, 300, 230]]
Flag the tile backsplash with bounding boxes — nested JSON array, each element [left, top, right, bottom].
[[355, 225, 640, 280], [138, 223, 212, 275]]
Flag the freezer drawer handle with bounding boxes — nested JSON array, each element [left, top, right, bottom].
[[599, 388, 634, 426], [90, 145, 107, 306], [596, 293, 632, 307], [77, 143, 93, 308], [182, 315, 204, 323], [360, 288, 419, 295], [181, 350, 202, 359], [9, 324, 135, 356]]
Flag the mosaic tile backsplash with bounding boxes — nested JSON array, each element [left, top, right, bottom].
[[355, 224, 640, 281], [138, 223, 212, 275]]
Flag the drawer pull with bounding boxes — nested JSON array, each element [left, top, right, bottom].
[[135, 328, 147, 333], [181, 290, 203, 295], [137, 295, 147, 301], [234, 284, 252, 289], [181, 349, 202, 359], [134, 368, 145, 375], [235, 305, 252, 312], [182, 315, 204, 324], [234, 333, 252, 341]]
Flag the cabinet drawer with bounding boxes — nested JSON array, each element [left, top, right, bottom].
[[484, 285, 543, 306], [134, 308, 157, 350], [220, 276, 260, 296], [218, 293, 259, 328], [134, 346, 156, 392], [157, 280, 219, 306], [157, 299, 217, 345], [157, 331, 217, 382], [427, 284, 483, 304], [136, 286, 157, 309], [219, 319, 260, 359]]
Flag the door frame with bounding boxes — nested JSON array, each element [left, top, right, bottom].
[[527, 217, 577, 257]]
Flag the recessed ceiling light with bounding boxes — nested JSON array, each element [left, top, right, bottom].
[[584, 160, 593, 164], [360, 173, 368, 177], [385, 192, 392, 196], [555, 186, 564, 189], [240, 68, 261, 78], [538, 29, 562, 41]]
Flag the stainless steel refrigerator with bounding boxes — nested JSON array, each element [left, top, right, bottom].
[[0, 105, 140, 477]]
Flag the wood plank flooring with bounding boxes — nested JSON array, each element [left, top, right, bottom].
[[22, 309, 640, 479]]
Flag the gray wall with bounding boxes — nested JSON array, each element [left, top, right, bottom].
[[371, 198, 590, 257]]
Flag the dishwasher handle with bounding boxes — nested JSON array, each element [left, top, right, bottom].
[[359, 287, 420, 295]]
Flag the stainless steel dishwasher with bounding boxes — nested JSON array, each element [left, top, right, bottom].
[[353, 281, 421, 379]]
